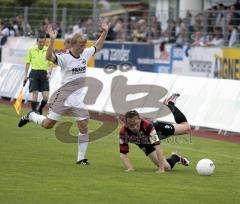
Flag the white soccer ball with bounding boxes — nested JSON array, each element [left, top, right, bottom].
[[196, 159, 215, 176]]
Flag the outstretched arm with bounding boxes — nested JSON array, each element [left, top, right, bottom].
[[46, 26, 58, 63], [120, 153, 134, 172], [94, 19, 109, 52]]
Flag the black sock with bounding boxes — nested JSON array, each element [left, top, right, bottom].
[[168, 102, 187, 124], [166, 154, 180, 169], [31, 101, 39, 111], [38, 100, 47, 113]]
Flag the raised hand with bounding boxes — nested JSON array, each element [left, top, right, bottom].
[[99, 19, 109, 32], [47, 25, 58, 40]]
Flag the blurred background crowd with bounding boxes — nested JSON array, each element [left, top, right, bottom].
[[0, 0, 240, 47]]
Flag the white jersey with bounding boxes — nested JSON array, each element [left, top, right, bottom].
[[55, 46, 96, 85], [47, 46, 96, 121]]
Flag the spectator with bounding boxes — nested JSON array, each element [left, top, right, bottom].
[[132, 19, 148, 42], [112, 18, 125, 41], [163, 19, 176, 43], [72, 19, 85, 35], [228, 22, 239, 47], [151, 16, 162, 40], [216, 3, 225, 27], [205, 27, 224, 47], [191, 30, 205, 46], [84, 18, 96, 40], [15, 15, 32, 36]]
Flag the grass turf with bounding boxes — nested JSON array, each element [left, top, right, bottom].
[[0, 104, 239, 204]]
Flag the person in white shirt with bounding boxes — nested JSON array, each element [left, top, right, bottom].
[[205, 27, 224, 47], [228, 23, 238, 47], [18, 20, 109, 165]]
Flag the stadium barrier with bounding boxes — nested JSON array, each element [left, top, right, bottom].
[[0, 62, 240, 134], [2, 37, 240, 79]]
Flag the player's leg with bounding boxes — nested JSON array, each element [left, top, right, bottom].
[[38, 91, 49, 115], [153, 121, 175, 140], [148, 150, 171, 171], [18, 109, 59, 129], [38, 71, 49, 115], [137, 144, 171, 171], [164, 93, 191, 135], [148, 151, 189, 170], [76, 119, 90, 165]]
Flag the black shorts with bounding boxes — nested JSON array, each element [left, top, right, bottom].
[[153, 121, 175, 140], [137, 144, 156, 156], [29, 70, 49, 92]]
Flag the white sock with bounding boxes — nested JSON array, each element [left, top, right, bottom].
[[77, 133, 89, 161], [29, 112, 46, 126]]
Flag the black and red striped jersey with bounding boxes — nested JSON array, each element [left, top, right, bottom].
[[119, 119, 160, 154]]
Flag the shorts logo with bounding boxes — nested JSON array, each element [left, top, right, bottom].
[[165, 125, 171, 129]]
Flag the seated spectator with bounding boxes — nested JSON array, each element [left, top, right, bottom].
[[72, 19, 85, 35], [112, 18, 125, 41], [191, 30, 205, 46], [84, 18, 97, 40], [175, 18, 187, 47], [205, 27, 224, 47], [151, 16, 162, 40], [193, 13, 204, 33], [0, 22, 10, 45], [132, 19, 148, 42], [15, 15, 32, 36]]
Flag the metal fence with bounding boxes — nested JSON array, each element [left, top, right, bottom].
[[0, 6, 239, 47]]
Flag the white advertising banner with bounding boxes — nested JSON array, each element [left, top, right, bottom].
[[172, 46, 223, 78], [1, 62, 240, 133], [1, 37, 36, 64]]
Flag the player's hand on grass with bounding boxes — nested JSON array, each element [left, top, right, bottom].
[[125, 168, 135, 172], [155, 168, 165, 173]]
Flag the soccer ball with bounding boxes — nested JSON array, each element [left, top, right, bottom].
[[196, 159, 215, 176]]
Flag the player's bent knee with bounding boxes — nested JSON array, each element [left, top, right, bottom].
[[42, 119, 56, 129], [185, 123, 192, 132], [77, 120, 88, 134]]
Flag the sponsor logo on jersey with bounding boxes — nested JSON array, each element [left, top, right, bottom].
[[72, 66, 86, 74], [119, 138, 124, 144], [82, 59, 86, 65]]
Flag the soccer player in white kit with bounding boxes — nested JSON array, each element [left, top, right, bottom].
[[18, 21, 109, 165]]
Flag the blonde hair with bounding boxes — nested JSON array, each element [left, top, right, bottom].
[[71, 33, 88, 45], [64, 38, 71, 45]]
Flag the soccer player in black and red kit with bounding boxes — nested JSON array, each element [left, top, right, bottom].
[[119, 93, 191, 173]]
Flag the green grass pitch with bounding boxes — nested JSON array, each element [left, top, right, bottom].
[[0, 104, 239, 204]]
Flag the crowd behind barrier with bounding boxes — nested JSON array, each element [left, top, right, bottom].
[[0, 1, 240, 47]]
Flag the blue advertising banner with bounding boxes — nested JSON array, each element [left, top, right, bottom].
[[172, 46, 184, 61], [94, 42, 154, 72]]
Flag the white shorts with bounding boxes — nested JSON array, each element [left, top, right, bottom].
[[47, 110, 89, 121], [48, 85, 89, 121]]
